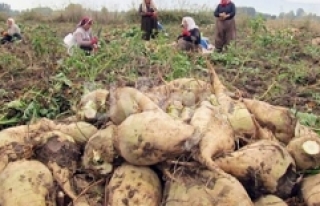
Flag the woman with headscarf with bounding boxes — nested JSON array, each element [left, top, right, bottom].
[[177, 17, 201, 51], [139, 0, 158, 41], [1, 18, 22, 44], [214, 0, 236, 52], [72, 17, 98, 55]]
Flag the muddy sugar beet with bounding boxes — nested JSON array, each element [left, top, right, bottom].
[[287, 122, 320, 170], [106, 163, 162, 206], [287, 135, 320, 170], [0, 160, 53, 206], [254, 195, 288, 206], [76, 89, 109, 122], [242, 98, 297, 144], [214, 140, 297, 199], [82, 125, 116, 174], [0, 118, 56, 172], [109, 87, 162, 125], [115, 109, 201, 165], [301, 173, 320, 206], [163, 166, 253, 206]]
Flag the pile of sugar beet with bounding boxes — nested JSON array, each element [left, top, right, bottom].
[[1, 63, 320, 206]]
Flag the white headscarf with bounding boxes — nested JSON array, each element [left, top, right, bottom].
[[182, 17, 198, 31], [141, 0, 157, 12], [7, 18, 15, 26]]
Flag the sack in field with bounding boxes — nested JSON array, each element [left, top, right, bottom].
[[63, 33, 76, 55]]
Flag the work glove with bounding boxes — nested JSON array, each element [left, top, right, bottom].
[[182, 29, 190, 36], [91, 37, 98, 45]]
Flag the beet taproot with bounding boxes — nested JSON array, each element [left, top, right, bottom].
[[207, 62, 258, 142], [190, 100, 235, 173]]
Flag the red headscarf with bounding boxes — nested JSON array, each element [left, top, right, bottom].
[[77, 17, 93, 27], [220, 0, 231, 6]]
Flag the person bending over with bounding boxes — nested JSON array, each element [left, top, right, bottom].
[[177, 16, 201, 52], [73, 17, 98, 55], [1, 18, 22, 44]]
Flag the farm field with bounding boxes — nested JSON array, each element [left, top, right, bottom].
[[0, 14, 319, 206], [0, 18, 319, 128]]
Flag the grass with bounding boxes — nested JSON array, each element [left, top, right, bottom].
[[0, 12, 319, 134]]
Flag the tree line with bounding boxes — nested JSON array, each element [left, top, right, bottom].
[[0, 3, 319, 22]]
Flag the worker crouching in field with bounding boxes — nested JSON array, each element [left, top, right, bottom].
[[139, 0, 158, 41], [214, 0, 236, 52], [1, 18, 22, 44], [177, 17, 201, 52], [73, 17, 98, 55]]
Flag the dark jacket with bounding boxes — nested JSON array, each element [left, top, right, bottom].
[[214, 2, 236, 20], [139, 3, 156, 17], [178, 28, 201, 45], [138, 4, 158, 39]]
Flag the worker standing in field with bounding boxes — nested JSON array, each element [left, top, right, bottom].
[[72, 17, 98, 55], [177, 17, 201, 52], [213, 0, 236, 52], [139, 0, 158, 41], [0, 18, 22, 44]]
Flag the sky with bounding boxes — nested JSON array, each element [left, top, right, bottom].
[[2, 0, 320, 15]]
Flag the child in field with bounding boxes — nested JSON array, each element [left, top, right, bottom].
[[1, 18, 22, 44], [72, 17, 98, 55], [177, 17, 201, 52]]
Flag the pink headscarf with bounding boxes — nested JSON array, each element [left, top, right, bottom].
[[220, 0, 231, 6], [77, 17, 93, 27]]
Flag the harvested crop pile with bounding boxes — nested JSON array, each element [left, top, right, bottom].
[[0, 62, 319, 206]]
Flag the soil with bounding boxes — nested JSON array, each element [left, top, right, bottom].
[[1, 33, 319, 124], [1, 50, 318, 114]]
